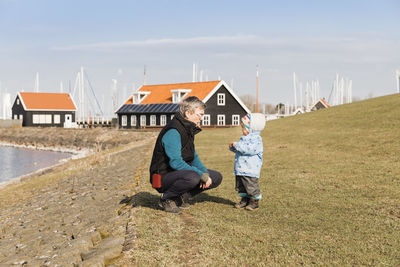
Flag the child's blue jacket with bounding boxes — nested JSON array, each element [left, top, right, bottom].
[[230, 131, 263, 178]]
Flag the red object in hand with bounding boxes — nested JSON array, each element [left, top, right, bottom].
[[152, 173, 162, 189]]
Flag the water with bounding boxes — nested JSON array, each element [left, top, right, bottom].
[[0, 146, 72, 183]]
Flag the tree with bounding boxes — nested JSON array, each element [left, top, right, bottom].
[[275, 103, 285, 114], [240, 94, 256, 112], [239, 94, 278, 114]]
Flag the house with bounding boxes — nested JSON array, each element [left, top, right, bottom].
[[311, 98, 330, 111], [293, 108, 305, 115], [116, 80, 250, 129], [12, 92, 77, 127]]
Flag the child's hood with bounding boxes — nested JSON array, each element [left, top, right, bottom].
[[249, 113, 266, 132]]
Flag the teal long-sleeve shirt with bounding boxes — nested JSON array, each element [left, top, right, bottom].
[[162, 129, 208, 176]]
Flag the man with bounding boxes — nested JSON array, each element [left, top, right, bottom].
[[149, 96, 223, 213]]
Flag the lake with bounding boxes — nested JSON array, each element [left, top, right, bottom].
[[0, 146, 72, 183]]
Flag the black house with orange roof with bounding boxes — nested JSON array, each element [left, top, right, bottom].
[[12, 92, 77, 127], [311, 98, 330, 111], [115, 80, 250, 129]]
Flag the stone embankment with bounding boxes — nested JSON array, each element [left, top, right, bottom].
[[0, 128, 158, 266]]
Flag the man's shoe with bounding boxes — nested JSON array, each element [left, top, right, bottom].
[[159, 198, 181, 214], [235, 197, 249, 209], [175, 195, 191, 210], [245, 199, 259, 211]]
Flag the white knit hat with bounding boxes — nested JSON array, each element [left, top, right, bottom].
[[248, 113, 266, 132]]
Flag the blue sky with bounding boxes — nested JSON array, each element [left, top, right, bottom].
[[1, 0, 399, 115]]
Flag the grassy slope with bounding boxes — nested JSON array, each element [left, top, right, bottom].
[[132, 94, 400, 266]]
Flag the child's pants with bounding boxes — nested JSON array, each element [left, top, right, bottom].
[[235, 175, 262, 200]]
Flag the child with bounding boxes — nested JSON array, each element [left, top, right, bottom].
[[229, 113, 265, 210]]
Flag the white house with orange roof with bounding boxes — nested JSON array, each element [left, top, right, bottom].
[[116, 80, 250, 129], [12, 92, 77, 127]]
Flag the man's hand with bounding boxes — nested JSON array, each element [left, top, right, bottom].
[[200, 177, 212, 189], [229, 142, 235, 148]]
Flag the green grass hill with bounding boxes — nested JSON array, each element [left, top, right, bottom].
[[132, 93, 400, 266]]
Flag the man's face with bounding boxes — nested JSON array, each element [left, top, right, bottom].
[[185, 107, 204, 127]]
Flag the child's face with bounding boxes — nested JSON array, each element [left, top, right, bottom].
[[240, 123, 249, 136]]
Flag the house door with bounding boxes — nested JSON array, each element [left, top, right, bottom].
[[65, 114, 72, 123]]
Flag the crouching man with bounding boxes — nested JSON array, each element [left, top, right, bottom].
[[149, 96, 223, 213]]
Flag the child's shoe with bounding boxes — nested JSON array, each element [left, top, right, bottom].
[[245, 199, 259, 211], [235, 197, 249, 209]]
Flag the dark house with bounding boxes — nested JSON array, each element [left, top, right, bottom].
[[311, 98, 330, 111], [116, 80, 251, 129], [12, 92, 77, 127]]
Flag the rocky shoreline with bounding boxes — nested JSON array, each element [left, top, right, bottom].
[[0, 128, 158, 266]]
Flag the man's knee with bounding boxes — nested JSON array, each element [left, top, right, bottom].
[[208, 169, 223, 187], [183, 171, 202, 188]]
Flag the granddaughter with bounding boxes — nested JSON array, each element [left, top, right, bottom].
[[229, 113, 266, 211]]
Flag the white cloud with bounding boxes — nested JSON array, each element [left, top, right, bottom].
[[51, 34, 400, 66], [51, 35, 262, 51]]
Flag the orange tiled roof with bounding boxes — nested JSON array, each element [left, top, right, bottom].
[[124, 97, 134, 105], [19, 92, 76, 110], [320, 98, 330, 107], [132, 81, 220, 104]]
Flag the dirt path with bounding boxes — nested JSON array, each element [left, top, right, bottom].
[[177, 213, 202, 265]]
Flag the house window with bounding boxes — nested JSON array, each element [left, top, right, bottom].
[[45, 114, 52, 124], [217, 93, 225, 106], [171, 89, 191, 103], [54, 114, 60, 124], [217, 114, 225, 126], [171, 114, 174, 120], [131, 115, 137, 126], [132, 91, 150, 104], [17, 99, 20, 105], [140, 115, 146, 126], [121, 115, 127, 126], [232, 115, 240, 126], [39, 114, 45, 123], [33, 114, 39, 124], [150, 115, 156, 126], [202, 114, 210, 126], [172, 92, 180, 103], [160, 115, 167, 126], [13, 114, 18, 119]]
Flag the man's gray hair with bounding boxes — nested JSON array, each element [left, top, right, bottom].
[[179, 96, 206, 117]]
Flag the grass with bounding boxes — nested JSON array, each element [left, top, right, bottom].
[[131, 94, 400, 266]]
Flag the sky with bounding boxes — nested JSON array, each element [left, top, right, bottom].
[[0, 0, 399, 116]]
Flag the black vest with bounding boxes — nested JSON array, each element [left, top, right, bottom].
[[149, 113, 201, 184]]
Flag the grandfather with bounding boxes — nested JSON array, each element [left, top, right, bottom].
[[149, 96, 223, 213]]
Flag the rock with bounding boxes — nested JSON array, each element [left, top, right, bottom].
[[2, 255, 29, 266], [81, 237, 124, 266], [70, 236, 93, 253], [90, 231, 102, 246], [81, 257, 104, 267]]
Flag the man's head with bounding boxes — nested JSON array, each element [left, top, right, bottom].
[[179, 96, 206, 126]]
